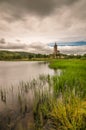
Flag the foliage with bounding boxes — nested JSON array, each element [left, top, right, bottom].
[[49, 95, 86, 130], [0, 51, 49, 60]]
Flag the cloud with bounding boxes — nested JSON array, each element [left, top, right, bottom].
[[28, 42, 53, 54], [59, 45, 86, 55], [0, 42, 27, 50], [0, 0, 79, 21], [0, 0, 86, 46], [0, 41, 53, 54], [49, 41, 86, 46], [0, 38, 6, 44], [0, 39, 86, 55]]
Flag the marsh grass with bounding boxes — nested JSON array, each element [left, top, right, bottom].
[[33, 59, 86, 130], [49, 95, 86, 130]]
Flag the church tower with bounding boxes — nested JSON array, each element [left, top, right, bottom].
[[54, 43, 58, 55], [54, 43, 60, 58]]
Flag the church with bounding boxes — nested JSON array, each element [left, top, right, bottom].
[[54, 43, 60, 58]]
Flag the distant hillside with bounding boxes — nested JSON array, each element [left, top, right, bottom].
[[0, 51, 48, 60], [49, 41, 86, 46]]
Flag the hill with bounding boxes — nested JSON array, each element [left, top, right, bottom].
[[0, 51, 48, 60]]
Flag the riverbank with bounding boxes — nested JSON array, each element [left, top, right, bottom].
[[0, 59, 86, 130], [0, 50, 86, 61]]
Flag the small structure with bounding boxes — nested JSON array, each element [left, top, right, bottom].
[[54, 43, 60, 58]]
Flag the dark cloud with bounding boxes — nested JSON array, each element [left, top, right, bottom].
[[0, 41, 53, 54], [0, 42, 27, 50], [0, 38, 6, 44], [28, 42, 53, 54], [0, 0, 79, 21], [0, 0, 86, 52]]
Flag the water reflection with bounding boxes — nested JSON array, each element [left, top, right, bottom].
[[0, 61, 60, 88], [0, 61, 61, 112]]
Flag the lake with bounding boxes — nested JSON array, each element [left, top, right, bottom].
[[0, 61, 60, 111], [0, 61, 60, 88]]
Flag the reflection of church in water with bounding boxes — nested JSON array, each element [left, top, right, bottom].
[[54, 43, 60, 58]]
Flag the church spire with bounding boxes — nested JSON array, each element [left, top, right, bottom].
[[54, 42, 60, 58]]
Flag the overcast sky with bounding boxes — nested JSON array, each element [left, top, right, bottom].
[[0, 0, 86, 54]]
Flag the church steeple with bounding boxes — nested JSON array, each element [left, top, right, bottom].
[[54, 43, 57, 55], [54, 42, 60, 58]]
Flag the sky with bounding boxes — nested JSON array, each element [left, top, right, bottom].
[[0, 0, 86, 54]]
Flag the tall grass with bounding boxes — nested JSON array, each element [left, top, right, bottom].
[[33, 59, 86, 130], [49, 95, 86, 130]]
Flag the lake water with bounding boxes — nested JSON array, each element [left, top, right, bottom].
[[0, 61, 59, 88], [0, 61, 60, 111]]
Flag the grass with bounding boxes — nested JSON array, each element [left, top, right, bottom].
[[49, 95, 86, 130], [33, 59, 86, 130], [48, 59, 86, 130]]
